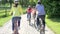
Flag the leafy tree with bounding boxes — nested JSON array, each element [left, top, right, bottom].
[[42, 0, 60, 18]]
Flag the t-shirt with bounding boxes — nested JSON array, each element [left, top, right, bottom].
[[27, 8, 32, 13], [36, 4, 46, 15], [11, 5, 23, 17]]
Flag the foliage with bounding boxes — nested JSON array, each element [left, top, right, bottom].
[[42, 0, 60, 18], [19, 0, 36, 7]]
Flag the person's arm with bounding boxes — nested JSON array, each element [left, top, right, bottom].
[[26, 8, 28, 13], [10, 6, 14, 15], [35, 5, 38, 20], [35, 5, 38, 15]]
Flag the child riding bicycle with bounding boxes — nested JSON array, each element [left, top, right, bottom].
[[26, 5, 32, 25]]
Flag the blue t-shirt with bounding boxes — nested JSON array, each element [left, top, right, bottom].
[[36, 4, 46, 15]]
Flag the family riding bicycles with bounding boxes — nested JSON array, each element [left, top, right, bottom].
[[11, 0, 46, 34]]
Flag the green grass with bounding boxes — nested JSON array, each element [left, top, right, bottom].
[[46, 16, 60, 34], [0, 16, 12, 27], [0, 9, 11, 27]]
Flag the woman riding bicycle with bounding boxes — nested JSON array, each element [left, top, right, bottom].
[[10, 1, 23, 34]]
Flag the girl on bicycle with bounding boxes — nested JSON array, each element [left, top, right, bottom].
[[26, 5, 32, 24]]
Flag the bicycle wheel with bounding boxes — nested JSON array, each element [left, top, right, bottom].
[[29, 18, 31, 25], [34, 19, 37, 29], [14, 20, 19, 34], [39, 18, 45, 34]]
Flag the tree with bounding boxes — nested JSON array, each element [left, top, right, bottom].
[[42, 0, 60, 18]]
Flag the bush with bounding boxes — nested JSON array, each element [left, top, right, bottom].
[[42, 0, 60, 18]]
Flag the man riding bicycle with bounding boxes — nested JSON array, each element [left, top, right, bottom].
[[35, 0, 46, 33]]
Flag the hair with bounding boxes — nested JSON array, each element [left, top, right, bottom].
[[38, 2, 41, 4]]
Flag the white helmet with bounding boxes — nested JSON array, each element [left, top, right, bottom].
[[14, 0, 19, 4]]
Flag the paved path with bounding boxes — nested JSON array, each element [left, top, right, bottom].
[[0, 14, 54, 34]]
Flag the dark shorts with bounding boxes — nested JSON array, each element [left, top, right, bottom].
[[27, 13, 31, 20], [12, 17, 21, 31], [37, 15, 45, 27]]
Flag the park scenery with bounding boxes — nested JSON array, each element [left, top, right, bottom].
[[0, 0, 60, 34]]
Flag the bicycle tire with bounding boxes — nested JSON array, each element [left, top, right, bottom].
[[14, 20, 19, 34], [39, 18, 45, 34]]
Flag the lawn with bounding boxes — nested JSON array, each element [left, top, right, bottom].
[[0, 9, 11, 27], [0, 16, 11, 27], [46, 16, 60, 34]]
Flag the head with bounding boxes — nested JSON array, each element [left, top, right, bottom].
[[33, 6, 35, 8], [28, 5, 31, 9], [38, 0, 41, 4], [14, 1, 19, 7]]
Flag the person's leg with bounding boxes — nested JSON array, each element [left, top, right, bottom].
[[27, 13, 29, 20], [43, 20, 45, 27], [29, 13, 31, 25], [30, 13, 31, 19], [18, 17, 21, 28], [41, 15, 45, 34], [36, 17, 40, 31], [18, 20, 20, 27], [37, 17, 40, 26], [12, 17, 14, 31], [41, 15, 45, 28], [27, 13, 28, 18], [12, 17, 18, 34]]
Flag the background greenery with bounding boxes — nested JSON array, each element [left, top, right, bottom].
[[42, 0, 60, 18], [46, 16, 60, 34]]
